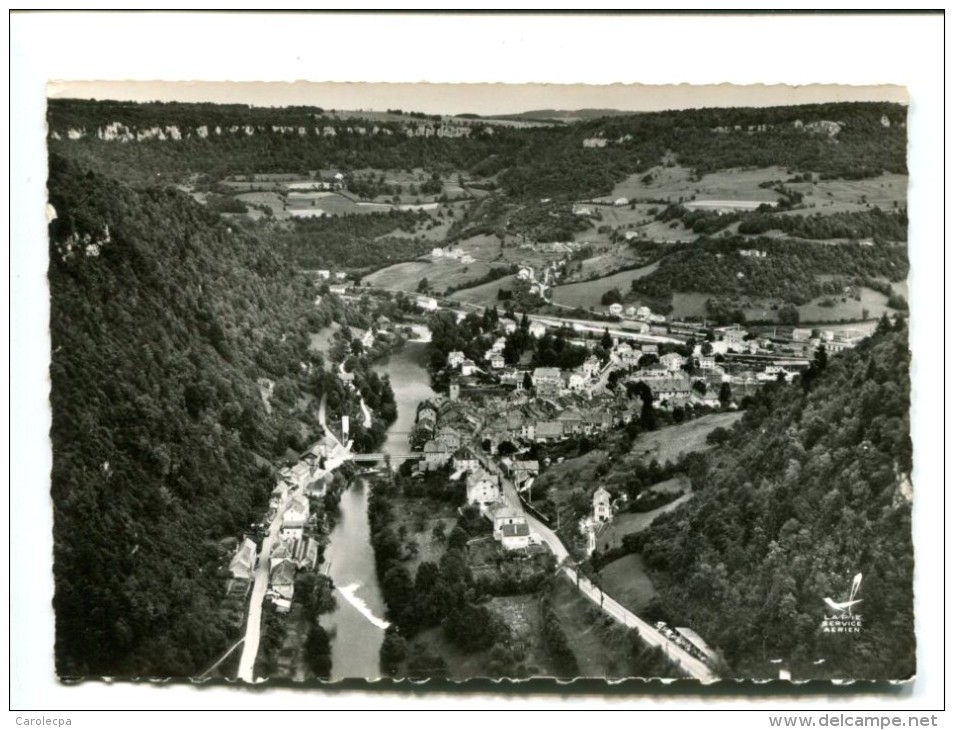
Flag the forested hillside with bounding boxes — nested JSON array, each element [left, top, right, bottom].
[[47, 155, 339, 676], [635, 323, 914, 680], [630, 236, 908, 308]]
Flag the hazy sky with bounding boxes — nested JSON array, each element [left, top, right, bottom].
[[47, 80, 908, 116]]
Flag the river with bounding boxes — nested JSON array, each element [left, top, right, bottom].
[[320, 334, 435, 681]]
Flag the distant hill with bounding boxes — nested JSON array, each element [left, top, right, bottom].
[[493, 108, 637, 122], [48, 98, 908, 201]]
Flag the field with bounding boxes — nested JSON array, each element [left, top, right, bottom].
[[546, 575, 661, 679], [596, 165, 788, 206], [446, 277, 515, 305], [669, 286, 904, 324], [308, 323, 341, 370], [363, 258, 494, 294], [597, 493, 693, 552], [783, 173, 908, 216], [389, 496, 459, 574], [584, 166, 908, 238], [550, 261, 659, 310], [407, 593, 557, 680], [595, 553, 658, 613], [630, 411, 744, 464], [365, 234, 536, 296], [797, 287, 900, 323]]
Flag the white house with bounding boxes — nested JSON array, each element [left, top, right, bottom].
[[447, 350, 466, 368], [361, 329, 375, 349], [269, 561, 297, 601], [492, 337, 507, 353], [316, 270, 331, 280], [624, 306, 638, 318], [593, 486, 612, 522], [436, 425, 462, 453], [466, 471, 501, 506], [500, 318, 518, 335], [228, 538, 258, 581], [416, 295, 438, 311], [490, 353, 506, 369], [329, 284, 349, 295], [431, 247, 444, 258], [614, 197, 629, 207], [452, 446, 480, 473], [659, 352, 686, 372], [461, 359, 479, 376], [636, 306, 652, 320], [517, 266, 534, 281], [698, 356, 716, 370], [528, 322, 547, 338], [582, 356, 601, 379], [566, 371, 587, 392], [283, 494, 310, 525], [608, 303, 624, 317], [422, 440, 450, 471]]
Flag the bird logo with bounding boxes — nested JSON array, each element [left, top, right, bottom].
[[824, 573, 863, 616]]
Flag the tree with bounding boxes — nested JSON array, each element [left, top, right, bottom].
[[600, 328, 613, 350], [640, 400, 657, 431], [304, 624, 332, 678], [876, 312, 893, 335], [778, 304, 800, 325], [497, 440, 517, 457], [522, 371, 534, 392], [719, 382, 733, 407], [417, 277, 429, 293], [380, 626, 408, 673], [601, 287, 623, 306]]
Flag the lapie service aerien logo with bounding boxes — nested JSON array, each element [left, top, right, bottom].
[[821, 572, 863, 634]]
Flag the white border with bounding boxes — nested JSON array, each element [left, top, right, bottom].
[[8, 10, 946, 719]]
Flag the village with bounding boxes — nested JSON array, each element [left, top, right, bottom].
[[217, 260, 869, 681]]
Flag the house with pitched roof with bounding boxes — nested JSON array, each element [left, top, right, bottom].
[[269, 561, 297, 601], [229, 538, 258, 581], [532, 367, 563, 397], [422, 440, 450, 471], [453, 446, 480, 473], [501, 521, 531, 551], [466, 470, 501, 505]]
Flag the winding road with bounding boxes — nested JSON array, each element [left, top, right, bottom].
[[478, 451, 717, 683]]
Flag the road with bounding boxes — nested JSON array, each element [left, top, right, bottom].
[[236, 491, 287, 682], [523, 507, 716, 682], [477, 450, 717, 683], [237, 391, 353, 682]]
